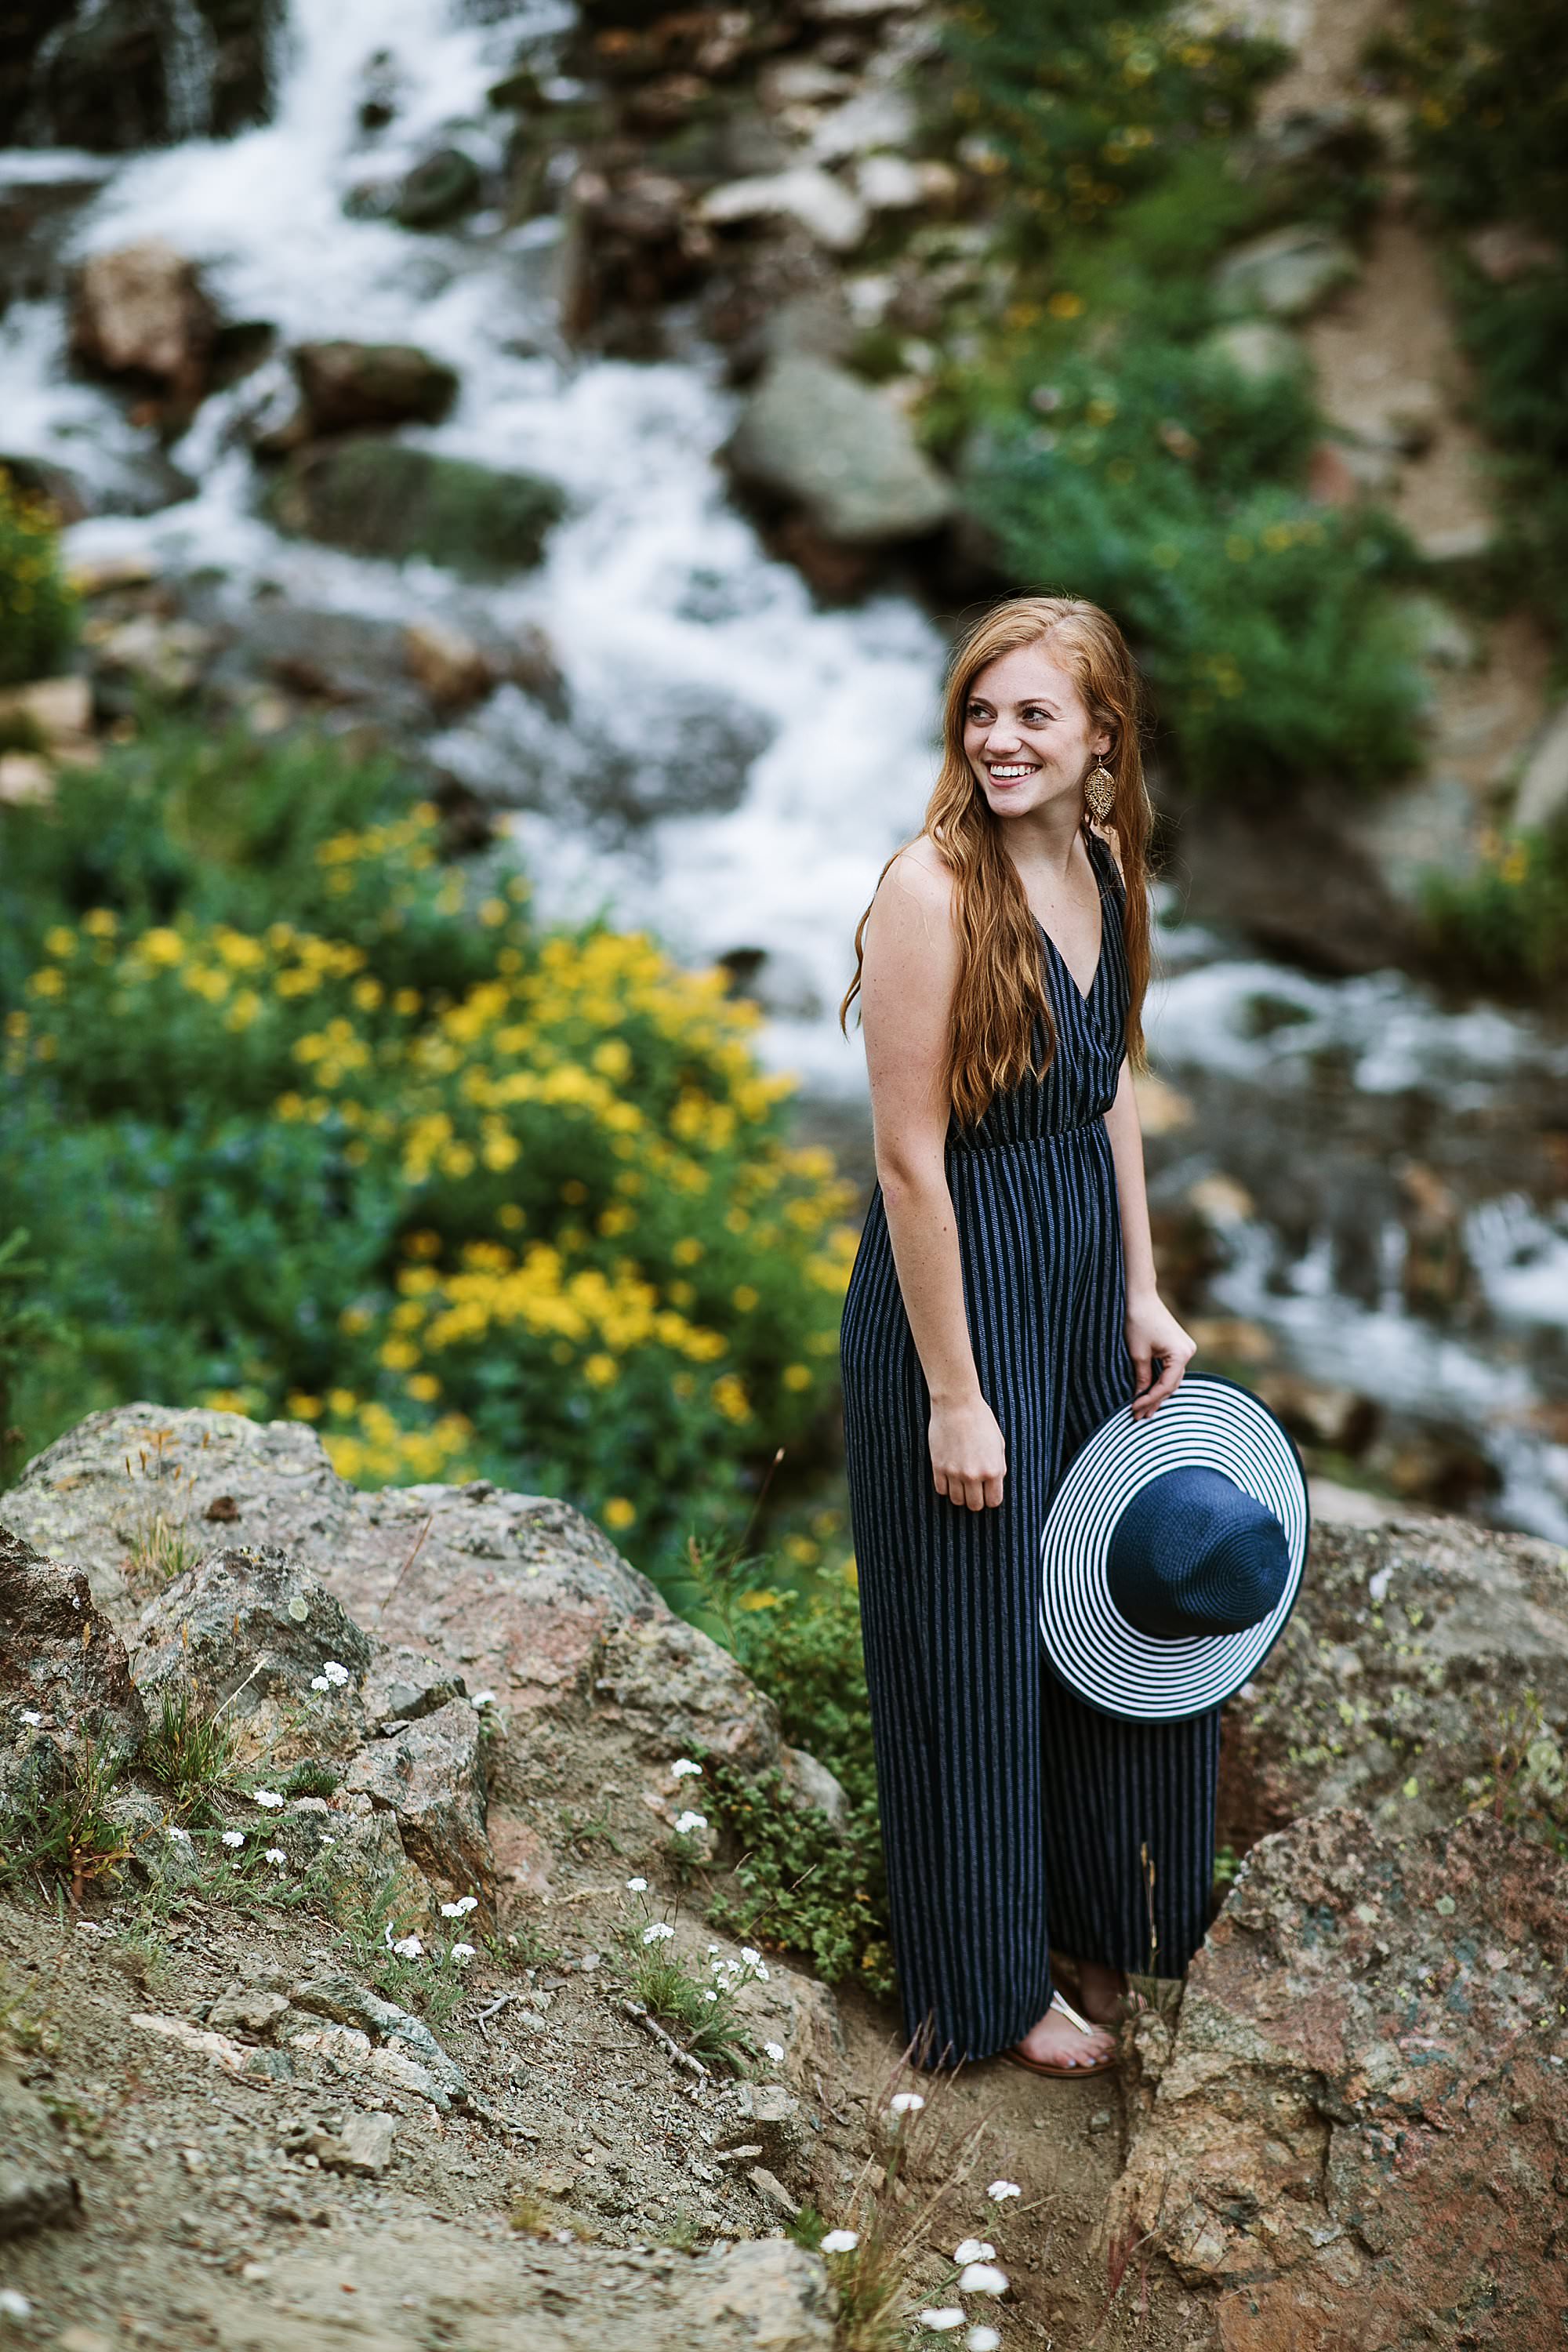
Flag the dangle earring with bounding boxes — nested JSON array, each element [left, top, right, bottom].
[[1084, 758, 1115, 822]]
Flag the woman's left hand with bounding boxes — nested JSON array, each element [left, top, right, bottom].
[[1124, 1289, 1196, 1419]]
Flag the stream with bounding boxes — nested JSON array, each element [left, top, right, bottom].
[[3, 0, 1565, 1541]]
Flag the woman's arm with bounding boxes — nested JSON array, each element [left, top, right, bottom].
[[858, 851, 1007, 1510], [1102, 1056, 1195, 1419]]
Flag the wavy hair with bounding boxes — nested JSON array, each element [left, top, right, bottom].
[[839, 593, 1156, 1131]]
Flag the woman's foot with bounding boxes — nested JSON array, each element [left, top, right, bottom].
[[1014, 1996, 1116, 2071], [1070, 1958, 1131, 2027]]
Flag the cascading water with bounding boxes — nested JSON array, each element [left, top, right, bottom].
[[2, 0, 1564, 1537]]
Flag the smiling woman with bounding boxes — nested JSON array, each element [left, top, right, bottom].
[[836, 593, 1214, 2078]]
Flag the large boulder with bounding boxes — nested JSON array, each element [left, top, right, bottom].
[[1513, 700, 1568, 834], [68, 238, 218, 403], [292, 340, 460, 436], [1110, 1808, 1568, 2351], [1220, 1511, 1568, 1856], [1, 0, 278, 151], [722, 352, 956, 548], [262, 437, 565, 575]]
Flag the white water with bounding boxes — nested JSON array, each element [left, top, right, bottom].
[[2, 0, 1565, 1534]]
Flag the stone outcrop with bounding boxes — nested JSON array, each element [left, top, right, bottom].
[[1212, 223, 1360, 321], [1219, 1509, 1568, 1856], [68, 238, 218, 405], [261, 437, 565, 575], [724, 353, 956, 551], [1110, 1808, 1568, 2352], [0, 1527, 146, 1751], [0, 2070, 82, 2240], [289, 340, 461, 438]]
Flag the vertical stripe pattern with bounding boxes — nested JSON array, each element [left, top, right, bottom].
[[840, 828, 1220, 2067]]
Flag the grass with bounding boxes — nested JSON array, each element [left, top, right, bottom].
[[141, 1682, 241, 1817], [0, 1735, 132, 1905]]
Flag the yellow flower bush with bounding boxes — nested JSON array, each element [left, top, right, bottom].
[[1, 732, 861, 1588]]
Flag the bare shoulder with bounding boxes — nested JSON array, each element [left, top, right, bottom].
[[872, 837, 959, 942]]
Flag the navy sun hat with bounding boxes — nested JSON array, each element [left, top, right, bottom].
[[1037, 1371, 1310, 1721]]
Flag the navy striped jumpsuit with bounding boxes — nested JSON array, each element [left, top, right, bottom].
[[839, 826, 1221, 2067]]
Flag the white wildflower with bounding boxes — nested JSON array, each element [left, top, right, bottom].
[[917, 2312, 965, 2335], [321, 1660, 350, 1686], [987, 2180, 1021, 2202], [954, 2239, 996, 2264], [1368, 1565, 1392, 1606], [221, 1830, 245, 1849], [450, 1943, 476, 1962], [253, 1788, 285, 1809], [166, 1824, 192, 1846], [966, 2329, 1002, 2352], [702, 1988, 718, 2003], [264, 1848, 287, 1866], [310, 1675, 330, 1693], [642, 1921, 675, 1945], [626, 1877, 648, 1893], [764, 2042, 785, 2063], [673, 1810, 708, 1835], [957, 2261, 1009, 2296], [392, 1934, 423, 1959], [0, 2287, 33, 2319], [889, 2090, 925, 2116], [19, 1710, 42, 1727], [670, 1758, 702, 1778], [819, 2229, 858, 2254], [470, 1689, 497, 1707], [440, 1895, 479, 1918]]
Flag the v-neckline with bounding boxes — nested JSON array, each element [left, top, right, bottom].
[[1029, 838, 1105, 1009]]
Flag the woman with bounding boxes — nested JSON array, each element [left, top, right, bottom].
[[837, 591, 1207, 2076]]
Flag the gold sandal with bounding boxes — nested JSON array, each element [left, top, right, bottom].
[[1000, 1990, 1118, 2078]]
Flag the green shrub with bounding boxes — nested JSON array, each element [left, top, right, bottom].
[[0, 468, 77, 688], [1418, 815, 1568, 993], [1374, 0, 1568, 641], [0, 721, 859, 1593]]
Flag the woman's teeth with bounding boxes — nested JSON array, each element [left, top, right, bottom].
[[989, 764, 1036, 779]]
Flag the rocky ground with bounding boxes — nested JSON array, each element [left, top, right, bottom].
[[4, 1402, 1568, 2347]]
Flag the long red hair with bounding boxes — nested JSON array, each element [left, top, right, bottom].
[[839, 593, 1156, 1130]]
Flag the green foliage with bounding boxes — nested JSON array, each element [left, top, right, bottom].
[[0, 1736, 131, 1903], [0, 718, 858, 1595], [941, 0, 1287, 237], [616, 1902, 764, 2071], [1418, 814, 1568, 993], [930, 2, 1428, 798], [1374, 0, 1568, 639], [0, 1225, 73, 1483], [699, 1567, 895, 1998], [0, 467, 78, 688]]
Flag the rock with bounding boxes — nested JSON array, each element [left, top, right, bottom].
[[1197, 318, 1306, 387], [401, 619, 494, 711], [699, 168, 869, 254], [724, 2082, 808, 2176], [1212, 223, 1359, 321], [292, 341, 460, 436], [0, 676, 94, 764], [0, 1527, 146, 1751], [723, 353, 955, 547], [312, 2110, 397, 2177], [130, 1544, 378, 1740], [0, 753, 55, 806], [197, 2226, 837, 2349], [86, 614, 214, 701], [0, 451, 92, 525], [1109, 1809, 1568, 2350], [780, 1743, 850, 1828], [343, 1699, 490, 1900], [0, 2070, 83, 2239], [1464, 221, 1563, 285], [1218, 1511, 1568, 1857], [262, 437, 565, 577], [1513, 701, 1568, 833], [1392, 591, 1479, 673], [286, 1976, 471, 2111], [206, 1985, 292, 2038], [4, 0, 278, 150], [393, 147, 482, 230], [68, 238, 218, 403], [595, 1615, 782, 1775]]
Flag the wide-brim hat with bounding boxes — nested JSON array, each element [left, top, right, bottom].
[[1037, 1371, 1309, 1722]]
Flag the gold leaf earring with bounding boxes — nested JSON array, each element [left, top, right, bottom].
[[1084, 759, 1115, 822]]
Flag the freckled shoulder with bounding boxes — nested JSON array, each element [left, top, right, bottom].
[[877, 840, 960, 934]]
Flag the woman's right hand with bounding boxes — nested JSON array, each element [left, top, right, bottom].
[[929, 1392, 1007, 1511]]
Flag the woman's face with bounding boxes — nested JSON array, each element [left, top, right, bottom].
[[961, 640, 1111, 822]]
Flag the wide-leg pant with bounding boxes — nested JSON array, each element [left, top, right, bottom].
[[840, 1142, 1221, 2067]]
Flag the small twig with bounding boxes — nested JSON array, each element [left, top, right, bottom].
[[618, 1995, 709, 2080], [473, 1992, 523, 2027], [376, 1512, 434, 1624]]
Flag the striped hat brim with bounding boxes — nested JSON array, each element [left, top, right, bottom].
[[1037, 1371, 1309, 1722]]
